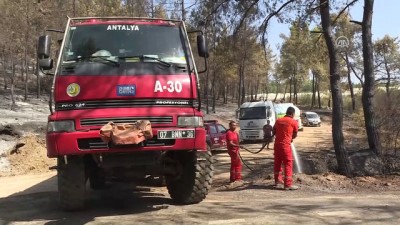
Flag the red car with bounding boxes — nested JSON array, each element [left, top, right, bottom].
[[204, 120, 227, 151]]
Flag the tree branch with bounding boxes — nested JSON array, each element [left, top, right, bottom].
[[375, 77, 400, 82], [299, 0, 319, 23], [332, 0, 359, 25], [350, 20, 362, 25], [205, 0, 232, 22], [260, 0, 296, 54], [233, 0, 260, 36], [349, 62, 364, 86]]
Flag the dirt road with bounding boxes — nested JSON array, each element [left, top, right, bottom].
[[1, 181, 399, 225], [1, 115, 400, 224]]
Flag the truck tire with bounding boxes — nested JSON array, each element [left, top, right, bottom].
[[166, 150, 213, 204], [89, 168, 106, 190], [57, 156, 86, 211]]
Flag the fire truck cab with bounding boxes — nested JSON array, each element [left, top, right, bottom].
[[37, 17, 212, 210]]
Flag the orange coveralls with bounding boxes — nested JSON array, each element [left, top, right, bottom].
[[226, 130, 242, 182], [273, 116, 298, 187]]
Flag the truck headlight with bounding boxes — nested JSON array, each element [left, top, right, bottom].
[[47, 120, 75, 132], [177, 116, 203, 127]]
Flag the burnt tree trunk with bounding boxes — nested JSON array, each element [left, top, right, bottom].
[[274, 81, 279, 102], [283, 82, 288, 102], [205, 65, 210, 114], [223, 84, 227, 104], [294, 76, 298, 105], [384, 57, 391, 98], [265, 76, 269, 100], [10, 52, 16, 111], [383, 54, 391, 108], [211, 71, 216, 113], [230, 83, 237, 102], [289, 77, 292, 102], [238, 43, 247, 107], [317, 75, 322, 109], [361, 0, 381, 155], [238, 66, 242, 107], [1, 52, 8, 90], [320, 0, 351, 176], [345, 53, 356, 111], [311, 70, 316, 109], [255, 76, 260, 100], [36, 60, 41, 98], [328, 91, 331, 108], [250, 83, 254, 101], [293, 66, 298, 105]]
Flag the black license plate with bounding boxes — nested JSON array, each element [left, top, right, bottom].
[[157, 130, 195, 139]]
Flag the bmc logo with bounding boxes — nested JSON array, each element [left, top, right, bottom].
[[117, 85, 136, 96]]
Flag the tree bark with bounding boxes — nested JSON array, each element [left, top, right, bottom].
[[24, 0, 29, 101], [223, 84, 227, 104], [283, 82, 288, 102], [10, 52, 16, 111], [255, 76, 260, 100], [345, 53, 356, 111], [274, 81, 279, 102], [240, 51, 247, 105], [289, 77, 292, 102], [24, 61, 28, 101], [36, 60, 41, 98], [317, 75, 322, 109], [1, 53, 8, 90], [383, 54, 391, 108], [311, 70, 316, 109], [211, 71, 216, 113], [250, 82, 254, 101], [361, 0, 382, 155], [384, 57, 391, 98], [294, 66, 298, 105], [320, 0, 351, 176], [205, 68, 209, 114], [238, 66, 243, 107]]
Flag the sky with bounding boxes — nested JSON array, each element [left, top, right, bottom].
[[266, 0, 400, 56]]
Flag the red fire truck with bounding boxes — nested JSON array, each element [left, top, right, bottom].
[[37, 17, 212, 210]]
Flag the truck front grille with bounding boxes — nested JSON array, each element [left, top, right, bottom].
[[80, 116, 173, 127], [77, 137, 175, 150]]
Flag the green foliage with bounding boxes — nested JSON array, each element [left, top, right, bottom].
[[374, 35, 400, 85]]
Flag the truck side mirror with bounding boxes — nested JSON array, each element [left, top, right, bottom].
[[197, 35, 209, 58], [267, 109, 272, 118], [38, 35, 51, 58], [39, 58, 54, 70], [37, 35, 53, 70]]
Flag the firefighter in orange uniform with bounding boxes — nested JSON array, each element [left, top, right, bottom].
[[226, 121, 242, 182], [273, 107, 299, 190]]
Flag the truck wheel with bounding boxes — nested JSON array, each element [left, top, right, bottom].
[[89, 168, 106, 190], [57, 156, 86, 211], [166, 150, 213, 204]]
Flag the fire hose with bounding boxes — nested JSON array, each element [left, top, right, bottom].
[[238, 142, 299, 173], [238, 145, 269, 172]]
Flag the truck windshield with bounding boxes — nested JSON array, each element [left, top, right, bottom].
[[239, 107, 266, 120], [60, 24, 188, 75]]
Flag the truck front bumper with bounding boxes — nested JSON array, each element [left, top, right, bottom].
[[46, 128, 206, 158]]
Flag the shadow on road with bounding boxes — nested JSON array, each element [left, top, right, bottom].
[[0, 176, 172, 225]]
